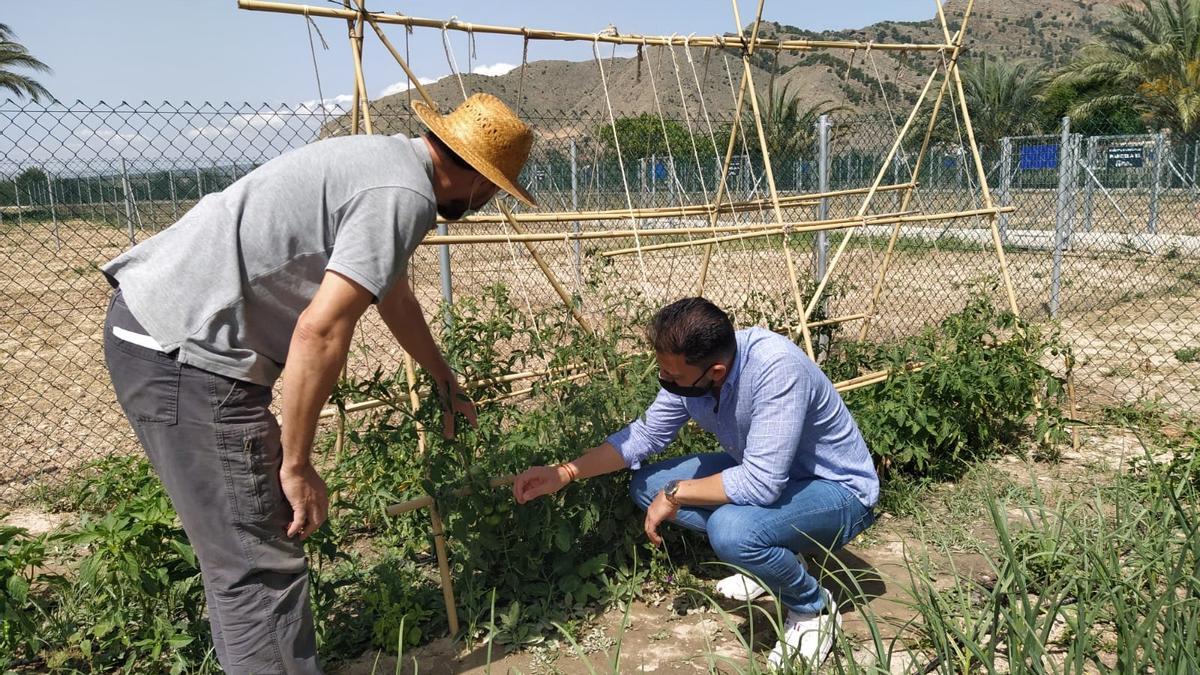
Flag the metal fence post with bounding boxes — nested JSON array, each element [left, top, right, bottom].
[[1148, 129, 1166, 235], [168, 168, 178, 220], [437, 221, 453, 327], [1082, 135, 1098, 233], [195, 166, 203, 197], [816, 115, 831, 286], [120, 158, 136, 246], [45, 166, 61, 250], [12, 177, 20, 230], [570, 138, 581, 288], [1185, 138, 1195, 193], [1050, 117, 1074, 318], [999, 137, 1012, 242]]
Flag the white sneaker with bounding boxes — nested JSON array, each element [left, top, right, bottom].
[[715, 572, 766, 601], [767, 588, 840, 669], [715, 554, 806, 602]]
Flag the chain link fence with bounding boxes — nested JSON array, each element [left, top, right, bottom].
[[1, 98, 1197, 504]]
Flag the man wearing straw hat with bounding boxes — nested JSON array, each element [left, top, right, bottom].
[[100, 93, 536, 673], [513, 297, 878, 669]]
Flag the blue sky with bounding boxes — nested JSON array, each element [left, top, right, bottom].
[[6, 1, 937, 104]]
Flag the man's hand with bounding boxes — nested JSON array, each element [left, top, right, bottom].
[[512, 465, 572, 504], [438, 377, 478, 440], [644, 491, 680, 546], [280, 463, 329, 540]]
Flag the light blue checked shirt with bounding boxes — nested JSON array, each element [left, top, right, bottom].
[[607, 327, 879, 508]]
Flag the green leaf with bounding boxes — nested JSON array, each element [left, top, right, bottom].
[[554, 521, 574, 552]]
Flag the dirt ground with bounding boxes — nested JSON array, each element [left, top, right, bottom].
[[2, 208, 1196, 504]]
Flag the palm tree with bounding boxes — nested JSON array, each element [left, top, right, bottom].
[[753, 81, 842, 161], [1052, 0, 1200, 136], [915, 55, 1047, 156], [0, 22, 51, 102]]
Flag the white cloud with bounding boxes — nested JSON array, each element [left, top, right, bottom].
[[295, 94, 354, 114], [471, 62, 518, 77], [379, 77, 438, 98]]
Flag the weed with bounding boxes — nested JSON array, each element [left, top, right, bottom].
[[1175, 346, 1200, 363]]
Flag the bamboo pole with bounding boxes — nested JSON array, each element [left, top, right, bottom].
[[730, 0, 814, 357], [403, 353, 425, 455], [237, 0, 957, 52], [499, 202, 594, 333], [477, 371, 591, 405], [316, 363, 587, 420], [348, 6, 373, 134], [422, 204, 1012, 246], [444, 190, 838, 225], [358, 3, 438, 109], [345, 3, 361, 135], [695, 3, 759, 294], [596, 207, 1009, 257], [857, 56, 955, 342], [804, 313, 868, 329], [428, 504, 459, 635], [803, 59, 945, 321], [937, 0, 1021, 318], [387, 475, 516, 516]]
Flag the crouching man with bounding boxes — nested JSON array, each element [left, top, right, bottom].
[[512, 297, 878, 667]]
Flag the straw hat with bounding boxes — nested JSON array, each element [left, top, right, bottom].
[[414, 94, 538, 207]]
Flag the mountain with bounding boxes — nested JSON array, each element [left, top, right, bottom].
[[357, 0, 1126, 133]]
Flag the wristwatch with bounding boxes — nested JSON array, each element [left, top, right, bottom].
[[663, 479, 682, 506]]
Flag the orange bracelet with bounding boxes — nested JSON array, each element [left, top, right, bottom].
[[557, 462, 579, 482]]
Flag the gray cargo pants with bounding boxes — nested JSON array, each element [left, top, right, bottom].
[[103, 290, 321, 674]]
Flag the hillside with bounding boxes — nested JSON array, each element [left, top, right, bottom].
[[359, 0, 1125, 133]]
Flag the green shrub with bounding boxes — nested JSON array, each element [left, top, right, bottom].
[[44, 469, 211, 673], [1, 524, 56, 669], [829, 294, 1069, 479], [346, 286, 664, 646]]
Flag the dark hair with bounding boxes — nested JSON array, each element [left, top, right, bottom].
[[425, 131, 475, 172], [647, 297, 736, 366]]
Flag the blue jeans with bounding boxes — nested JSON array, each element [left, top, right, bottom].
[[630, 453, 875, 615]]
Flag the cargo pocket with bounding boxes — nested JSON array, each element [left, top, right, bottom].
[[224, 422, 286, 529]]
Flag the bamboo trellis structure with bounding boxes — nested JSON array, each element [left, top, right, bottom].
[[241, 0, 1019, 639]]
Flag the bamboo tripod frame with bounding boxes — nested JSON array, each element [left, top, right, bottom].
[[240, 0, 1021, 641]]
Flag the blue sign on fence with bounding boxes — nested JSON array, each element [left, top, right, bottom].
[[1019, 144, 1059, 170]]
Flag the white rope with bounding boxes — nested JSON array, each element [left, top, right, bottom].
[[303, 10, 331, 130], [669, 37, 710, 204], [685, 36, 751, 266], [501, 222, 538, 320], [643, 39, 689, 210], [404, 25, 413, 110], [593, 35, 652, 295], [516, 31, 529, 116], [642, 39, 698, 293], [721, 50, 771, 264], [441, 20, 468, 101]]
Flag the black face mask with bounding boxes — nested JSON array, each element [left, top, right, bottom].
[[437, 175, 492, 221], [437, 201, 471, 221], [659, 365, 714, 398]]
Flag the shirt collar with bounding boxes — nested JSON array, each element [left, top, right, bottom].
[[409, 135, 435, 184], [711, 329, 748, 408]]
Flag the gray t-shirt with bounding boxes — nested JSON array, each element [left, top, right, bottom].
[[103, 135, 436, 386]]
